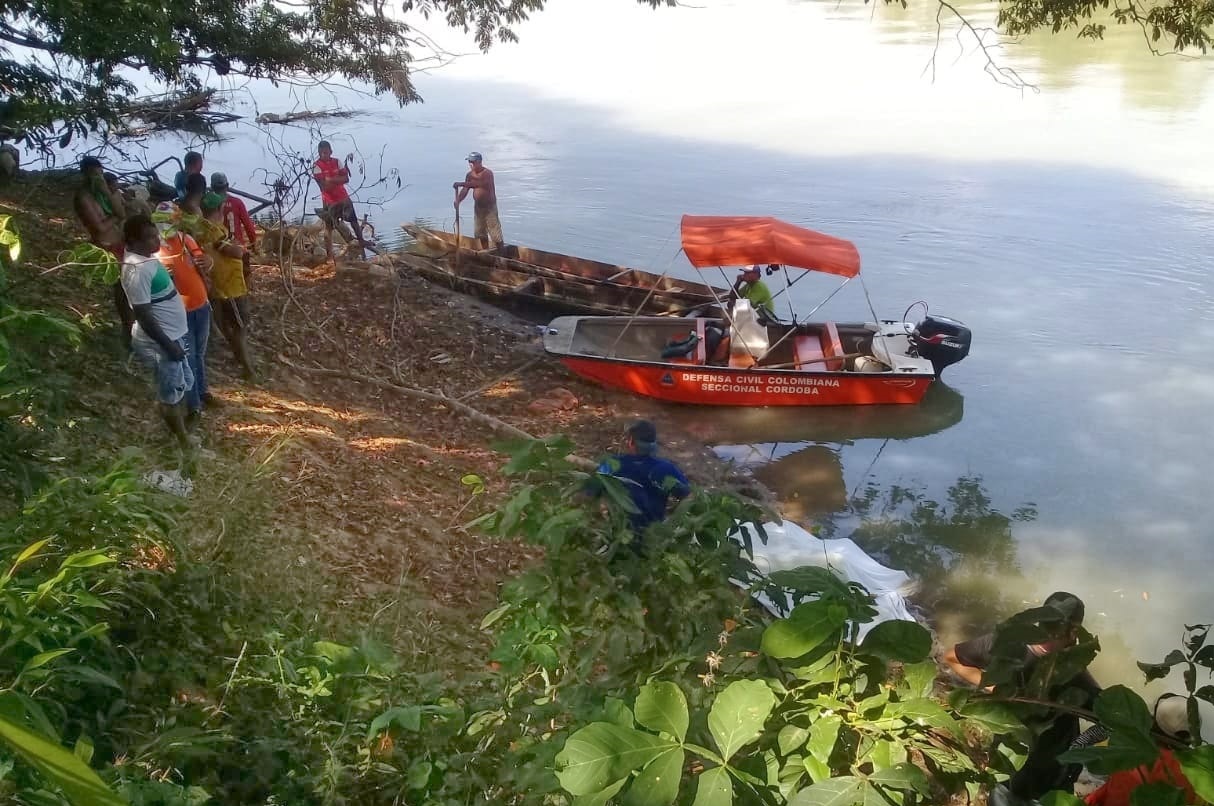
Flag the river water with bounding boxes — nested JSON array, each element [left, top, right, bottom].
[[132, 0, 1214, 696]]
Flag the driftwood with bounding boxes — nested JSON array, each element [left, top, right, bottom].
[[256, 109, 360, 126], [119, 89, 240, 137]]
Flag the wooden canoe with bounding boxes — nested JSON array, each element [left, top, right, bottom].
[[400, 223, 727, 317]]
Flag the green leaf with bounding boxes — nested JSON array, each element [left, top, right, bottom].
[[635, 681, 688, 742], [0, 711, 126, 806], [406, 760, 432, 791], [604, 697, 635, 729], [1195, 685, 1214, 706], [807, 714, 841, 767], [1176, 745, 1214, 802], [778, 724, 810, 756], [885, 698, 960, 738], [707, 679, 777, 761], [859, 620, 932, 663], [899, 661, 938, 698], [623, 748, 683, 806], [3, 539, 51, 583], [366, 706, 421, 739], [761, 601, 848, 659], [1129, 782, 1187, 806], [61, 551, 115, 569], [19, 649, 75, 677], [574, 779, 627, 806], [1040, 793, 1085, 806], [691, 766, 732, 806], [312, 641, 356, 665], [556, 722, 672, 796], [479, 602, 511, 630], [959, 701, 1025, 735], [788, 775, 863, 806], [866, 762, 928, 793]]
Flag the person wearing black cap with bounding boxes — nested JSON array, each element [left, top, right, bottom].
[[944, 591, 1102, 801], [73, 155, 131, 343], [453, 152, 503, 250], [590, 420, 691, 538]]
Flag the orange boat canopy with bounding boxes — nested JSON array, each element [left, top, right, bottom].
[[680, 215, 861, 278]]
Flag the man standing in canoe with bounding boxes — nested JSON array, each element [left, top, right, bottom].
[[453, 152, 504, 250]]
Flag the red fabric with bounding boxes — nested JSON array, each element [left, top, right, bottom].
[[680, 215, 861, 278], [221, 195, 257, 246], [1084, 749, 1197, 806], [313, 157, 350, 206], [158, 234, 209, 312]]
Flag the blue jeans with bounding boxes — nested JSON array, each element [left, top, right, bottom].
[[185, 303, 211, 411], [131, 335, 194, 406]]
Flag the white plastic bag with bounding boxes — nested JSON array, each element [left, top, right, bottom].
[[729, 520, 919, 641]]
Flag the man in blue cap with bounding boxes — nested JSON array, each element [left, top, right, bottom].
[[453, 151, 504, 250], [591, 420, 691, 537]]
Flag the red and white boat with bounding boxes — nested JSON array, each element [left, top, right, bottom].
[[542, 215, 971, 407]]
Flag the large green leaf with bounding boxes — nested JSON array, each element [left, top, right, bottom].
[[0, 711, 126, 806], [807, 715, 841, 767], [635, 681, 688, 742], [885, 698, 960, 738], [574, 779, 627, 806], [866, 762, 929, 793], [859, 620, 931, 663], [1129, 782, 1188, 806], [788, 776, 863, 806], [959, 701, 1025, 735], [691, 766, 732, 806], [366, 706, 421, 739], [707, 679, 777, 761], [556, 722, 672, 796], [1176, 745, 1214, 802], [899, 661, 938, 698], [761, 601, 848, 659], [1060, 686, 1158, 775], [778, 724, 810, 756], [623, 748, 683, 806]]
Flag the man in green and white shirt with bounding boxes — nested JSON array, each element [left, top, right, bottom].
[[121, 214, 195, 449]]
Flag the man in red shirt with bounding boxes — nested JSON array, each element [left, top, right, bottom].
[[211, 172, 257, 279], [1083, 695, 1198, 806], [312, 140, 369, 261]]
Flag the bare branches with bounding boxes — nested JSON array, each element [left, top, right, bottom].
[[923, 0, 1038, 91]]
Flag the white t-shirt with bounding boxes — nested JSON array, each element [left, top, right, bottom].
[[121, 252, 188, 342]]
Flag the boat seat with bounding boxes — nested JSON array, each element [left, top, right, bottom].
[[728, 300, 769, 369], [794, 334, 825, 369], [820, 321, 844, 371], [666, 319, 707, 365]]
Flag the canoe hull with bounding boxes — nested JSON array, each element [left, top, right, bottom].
[[558, 355, 933, 406]]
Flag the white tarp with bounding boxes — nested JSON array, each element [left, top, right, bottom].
[[729, 520, 919, 641]]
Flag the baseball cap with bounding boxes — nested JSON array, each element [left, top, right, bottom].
[[210, 172, 229, 191], [201, 191, 225, 211], [1042, 591, 1085, 627], [628, 420, 658, 453], [1154, 695, 1191, 739], [466, 151, 483, 163], [742, 264, 762, 275]]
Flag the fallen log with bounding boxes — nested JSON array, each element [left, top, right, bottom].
[[119, 89, 241, 136], [256, 109, 360, 125]]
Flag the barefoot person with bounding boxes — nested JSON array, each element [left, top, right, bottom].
[[201, 192, 257, 379], [312, 140, 368, 261], [453, 151, 504, 250], [121, 214, 195, 450], [73, 156, 131, 343]]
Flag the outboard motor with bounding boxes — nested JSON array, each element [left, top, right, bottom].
[[911, 315, 971, 376]]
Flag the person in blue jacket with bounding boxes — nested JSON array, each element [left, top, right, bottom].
[[591, 420, 691, 535]]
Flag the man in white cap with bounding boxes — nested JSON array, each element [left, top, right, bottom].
[[453, 151, 503, 250], [1080, 693, 1197, 805], [730, 264, 775, 314]]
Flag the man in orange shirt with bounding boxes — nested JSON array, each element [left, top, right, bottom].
[[1083, 695, 1198, 806], [154, 202, 215, 418], [312, 140, 369, 261]]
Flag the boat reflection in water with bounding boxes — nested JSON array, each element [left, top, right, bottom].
[[679, 383, 964, 521]]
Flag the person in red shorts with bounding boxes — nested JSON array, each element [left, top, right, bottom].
[[312, 140, 369, 261]]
